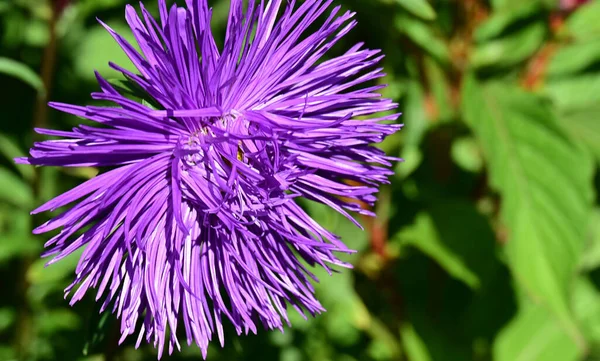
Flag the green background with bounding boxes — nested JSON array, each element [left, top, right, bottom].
[[1, 0, 600, 360]]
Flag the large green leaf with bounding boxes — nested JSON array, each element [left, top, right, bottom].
[[395, 0, 436, 20], [462, 76, 595, 349], [494, 303, 581, 361]]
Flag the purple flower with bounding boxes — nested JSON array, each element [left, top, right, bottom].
[[18, 0, 400, 357]]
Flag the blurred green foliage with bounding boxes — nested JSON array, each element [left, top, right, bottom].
[[1, 0, 600, 360]]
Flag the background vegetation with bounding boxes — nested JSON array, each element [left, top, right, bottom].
[[1, 0, 600, 360]]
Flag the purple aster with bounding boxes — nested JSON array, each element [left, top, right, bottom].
[[18, 0, 400, 357]]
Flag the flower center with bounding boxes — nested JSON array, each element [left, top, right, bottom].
[[177, 132, 206, 167]]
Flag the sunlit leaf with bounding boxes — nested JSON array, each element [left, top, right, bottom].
[[494, 302, 581, 361], [463, 76, 594, 349]]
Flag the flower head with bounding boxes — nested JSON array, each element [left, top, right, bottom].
[[18, 0, 400, 357]]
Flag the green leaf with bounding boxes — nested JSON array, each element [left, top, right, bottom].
[[395, 201, 499, 289], [280, 347, 303, 361], [451, 137, 484, 173], [395, 14, 450, 65], [0, 134, 34, 182], [0, 232, 40, 264], [0, 57, 44, 95], [315, 270, 368, 346], [544, 72, 600, 110], [579, 209, 600, 271], [75, 24, 138, 81], [471, 22, 546, 69], [78, 0, 124, 18], [547, 39, 600, 76], [396, 212, 480, 289], [423, 57, 453, 122], [0, 168, 34, 209], [0, 308, 16, 332], [395, 0, 436, 21], [83, 312, 113, 356], [302, 199, 368, 257], [400, 324, 432, 361], [490, 0, 552, 11], [27, 248, 84, 285], [564, 1, 600, 40], [365, 319, 403, 361], [558, 105, 600, 163], [462, 76, 594, 350], [397, 79, 427, 178], [572, 277, 600, 343], [475, 2, 543, 42], [37, 309, 81, 334], [494, 302, 581, 361], [107, 77, 161, 109], [403, 80, 428, 147], [489, 0, 531, 11], [0, 2, 11, 13], [398, 146, 422, 179]]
